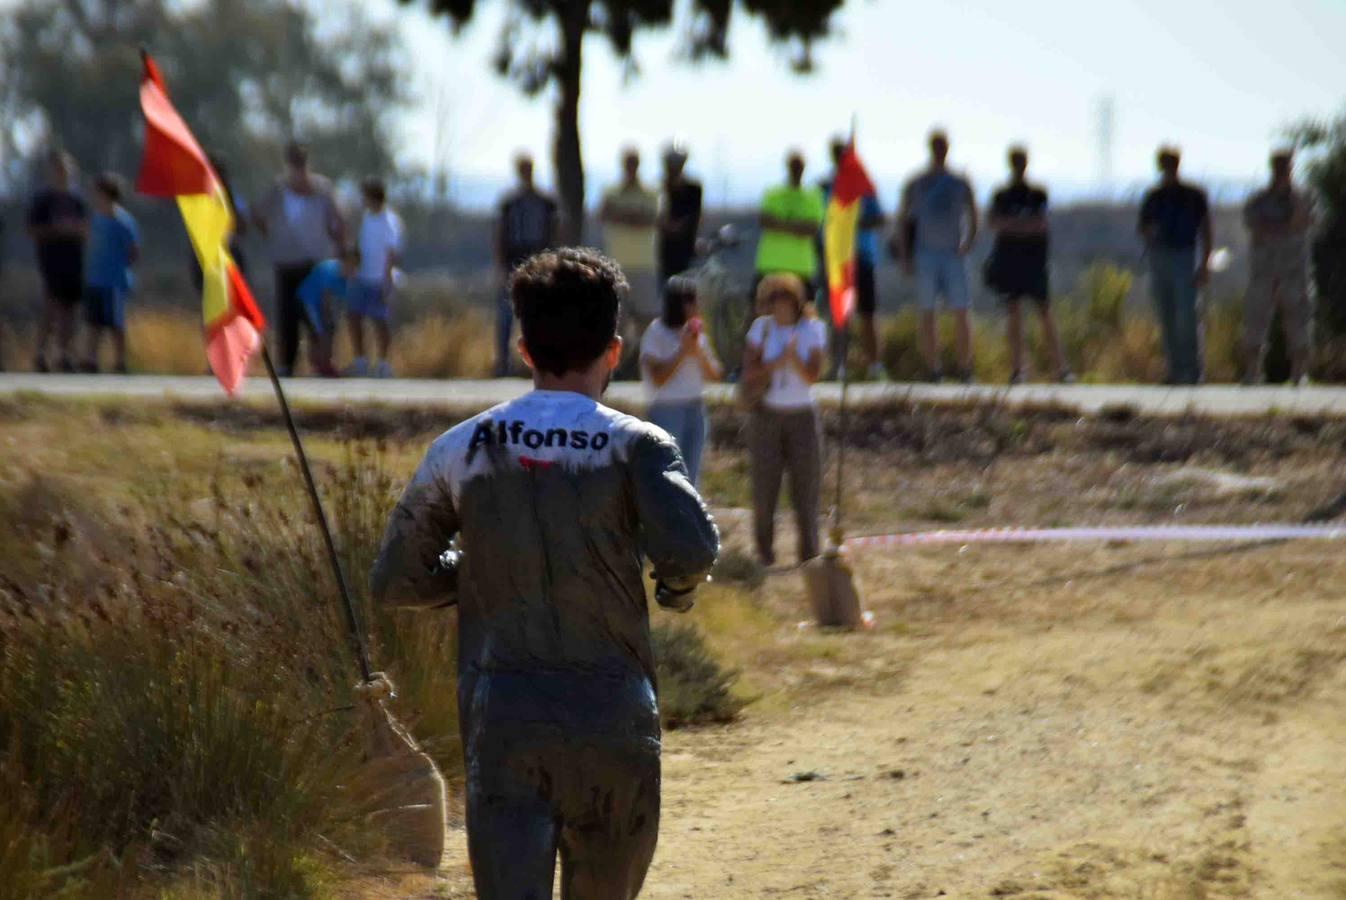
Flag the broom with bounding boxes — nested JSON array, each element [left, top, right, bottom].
[[261, 346, 448, 868], [801, 328, 865, 629]]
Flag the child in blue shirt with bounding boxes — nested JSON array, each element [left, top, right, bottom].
[[82, 174, 139, 373], [295, 247, 359, 374]]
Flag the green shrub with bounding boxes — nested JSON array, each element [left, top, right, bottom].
[[712, 547, 767, 590], [652, 621, 744, 729]]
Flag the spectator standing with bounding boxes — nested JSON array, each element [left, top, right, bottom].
[[495, 154, 558, 376], [756, 151, 825, 300], [821, 136, 885, 379], [600, 148, 662, 359], [80, 174, 139, 374], [348, 177, 403, 378], [640, 276, 722, 484], [657, 144, 703, 285], [1138, 147, 1212, 385], [253, 141, 345, 378], [896, 130, 978, 383], [26, 149, 89, 373], [986, 146, 1072, 384], [743, 274, 826, 566], [1242, 150, 1316, 385]]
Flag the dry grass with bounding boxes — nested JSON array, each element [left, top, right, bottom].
[[0, 263, 1290, 383], [0, 402, 748, 897], [0, 436, 458, 897]]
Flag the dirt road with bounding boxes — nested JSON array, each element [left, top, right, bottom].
[[360, 533, 1346, 899]]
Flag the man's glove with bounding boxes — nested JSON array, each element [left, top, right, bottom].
[[654, 580, 697, 613]]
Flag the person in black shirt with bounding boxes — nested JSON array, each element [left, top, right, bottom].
[[657, 144, 702, 285], [26, 150, 89, 373], [987, 146, 1071, 384], [494, 154, 559, 376], [1138, 147, 1212, 385]]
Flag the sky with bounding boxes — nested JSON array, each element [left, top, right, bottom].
[[372, 0, 1346, 208]]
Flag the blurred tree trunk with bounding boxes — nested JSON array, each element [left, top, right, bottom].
[[553, 0, 589, 245]]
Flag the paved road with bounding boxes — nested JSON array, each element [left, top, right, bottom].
[[3, 373, 1346, 418]]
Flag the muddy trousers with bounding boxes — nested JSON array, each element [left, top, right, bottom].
[[748, 406, 822, 564], [464, 672, 662, 900]]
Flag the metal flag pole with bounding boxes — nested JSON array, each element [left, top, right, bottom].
[[260, 343, 372, 684], [261, 343, 447, 869], [834, 328, 850, 534]]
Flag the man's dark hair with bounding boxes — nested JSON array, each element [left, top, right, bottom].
[[362, 176, 387, 205], [511, 248, 626, 377], [94, 172, 123, 203]]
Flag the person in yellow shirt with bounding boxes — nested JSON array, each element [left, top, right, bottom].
[[756, 151, 825, 305]]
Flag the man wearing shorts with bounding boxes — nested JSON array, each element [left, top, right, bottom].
[[371, 247, 719, 899], [349, 177, 403, 378], [987, 146, 1072, 384], [821, 136, 885, 378], [897, 130, 978, 383], [80, 173, 139, 374], [1242, 149, 1316, 385], [26, 150, 89, 373]]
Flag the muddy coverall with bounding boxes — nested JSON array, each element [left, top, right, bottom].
[[370, 389, 719, 900]]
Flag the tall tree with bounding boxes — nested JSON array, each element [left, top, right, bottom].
[[399, 0, 846, 242], [0, 0, 407, 196]]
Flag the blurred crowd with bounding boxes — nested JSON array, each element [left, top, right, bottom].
[[6, 127, 1326, 568], [12, 130, 1317, 392]]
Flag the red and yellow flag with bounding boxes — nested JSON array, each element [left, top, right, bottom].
[[823, 141, 877, 329], [136, 52, 265, 395]]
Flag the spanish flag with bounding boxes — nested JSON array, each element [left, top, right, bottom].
[[822, 140, 877, 329], [136, 52, 265, 395]]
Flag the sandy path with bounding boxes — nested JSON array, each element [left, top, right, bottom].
[[355, 539, 1346, 900]]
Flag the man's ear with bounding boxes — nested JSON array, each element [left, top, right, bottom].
[[606, 336, 623, 370], [516, 336, 535, 372]]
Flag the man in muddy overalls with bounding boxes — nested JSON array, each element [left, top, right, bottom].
[[370, 247, 719, 899], [1242, 149, 1317, 385]]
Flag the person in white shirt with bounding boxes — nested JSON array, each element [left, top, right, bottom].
[[348, 177, 403, 377], [640, 276, 722, 484], [742, 273, 827, 565]]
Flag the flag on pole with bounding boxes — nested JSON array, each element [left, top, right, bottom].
[[822, 140, 877, 329], [136, 52, 265, 395]]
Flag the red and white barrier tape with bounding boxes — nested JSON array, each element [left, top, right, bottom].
[[846, 523, 1346, 550]]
